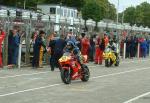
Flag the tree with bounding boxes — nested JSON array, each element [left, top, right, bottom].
[[96, 0, 116, 21], [106, 3, 116, 20], [118, 13, 123, 23], [81, 1, 91, 31], [123, 2, 150, 27], [136, 2, 150, 27], [96, 0, 108, 19], [123, 7, 136, 26], [81, 0, 102, 31], [90, 1, 101, 31], [135, 5, 144, 26]]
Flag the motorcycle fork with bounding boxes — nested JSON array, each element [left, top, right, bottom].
[[68, 67, 71, 75]]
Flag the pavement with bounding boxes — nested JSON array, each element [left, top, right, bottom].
[[0, 58, 150, 103]]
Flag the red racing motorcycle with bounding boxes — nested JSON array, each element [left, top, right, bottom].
[[59, 52, 90, 84]]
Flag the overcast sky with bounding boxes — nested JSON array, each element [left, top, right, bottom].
[[108, 0, 150, 12]]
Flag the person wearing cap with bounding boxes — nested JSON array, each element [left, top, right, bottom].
[[0, 29, 5, 68]]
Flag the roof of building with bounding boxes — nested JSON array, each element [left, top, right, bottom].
[[37, 4, 77, 10]]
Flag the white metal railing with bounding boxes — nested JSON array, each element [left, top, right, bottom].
[[0, 8, 150, 33]]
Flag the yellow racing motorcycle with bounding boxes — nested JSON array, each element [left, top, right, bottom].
[[103, 47, 119, 67]]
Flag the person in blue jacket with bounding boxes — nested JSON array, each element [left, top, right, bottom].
[[130, 36, 136, 58], [140, 39, 147, 58], [64, 41, 84, 69], [146, 38, 150, 56], [49, 35, 66, 71], [11, 29, 20, 67]]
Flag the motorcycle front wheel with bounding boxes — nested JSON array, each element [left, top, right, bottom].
[[105, 59, 110, 67], [115, 57, 120, 66], [61, 69, 71, 84], [81, 65, 90, 82]]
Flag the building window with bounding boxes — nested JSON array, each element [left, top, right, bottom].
[[60, 8, 63, 16], [71, 10, 74, 17], [16, 11, 22, 17], [50, 7, 56, 14], [64, 9, 67, 17], [57, 8, 63, 16], [57, 8, 60, 15], [74, 11, 77, 18], [67, 9, 70, 17]]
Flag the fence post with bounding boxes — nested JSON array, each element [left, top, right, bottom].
[[137, 43, 140, 58], [149, 44, 150, 57], [3, 18, 9, 66], [18, 43, 22, 68], [123, 43, 126, 59]]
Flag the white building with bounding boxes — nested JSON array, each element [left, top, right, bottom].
[[37, 4, 78, 18], [37, 4, 78, 31]]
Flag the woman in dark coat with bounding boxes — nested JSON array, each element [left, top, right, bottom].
[[32, 30, 46, 68], [89, 35, 95, 61], [8, 30, 13, 65], [130, 36, 136, 58], [125, 37, 131, 58]]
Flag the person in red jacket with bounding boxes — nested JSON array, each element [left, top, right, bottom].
[[81, 34, 90, 61], [94, 34, 105, 65], [94, 35, 101, 64], [0, 29, 5, 68], [104, 33, 109, 48]]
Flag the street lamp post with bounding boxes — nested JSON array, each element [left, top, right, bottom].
[[59, 2, 62, 36], [79, 17, 81, 33], [0, 10, 9, 66], [24, 0, 26, 9], [116, 0, 120, 56], [117, 0, 119, 25]]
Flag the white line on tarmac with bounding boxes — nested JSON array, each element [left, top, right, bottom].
[[123, 92, 150, 103], [0, 65, 98, 79], [0, 71, 51, 79], [0, 59, 149, 79], [121, 58, 149, 64], [0, 83, 63, 97], [91, 67, 150, 79], [0, 66, 150, 97]]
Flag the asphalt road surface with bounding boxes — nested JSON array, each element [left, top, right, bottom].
[[0, 58, 150, 103]]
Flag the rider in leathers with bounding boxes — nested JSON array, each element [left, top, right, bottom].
[[107, 40, 118, 58], [64, 41, 84, 69]]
